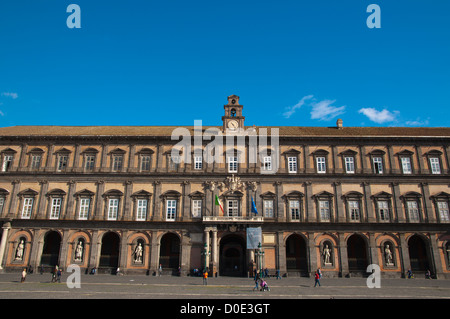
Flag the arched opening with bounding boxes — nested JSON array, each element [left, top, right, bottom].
[[99, 232, 120, 273], [40, 231, 61, 269], [347, 234, 368, 273], [408, 235, 430, 272], [159, 233, 180, 274], [219, 234, 246, 277], [286, 234, 308, 276]]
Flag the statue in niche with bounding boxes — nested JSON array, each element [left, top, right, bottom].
[[14, 239, 25, 261], [74, 240, 84, 261], [134, 242, 143, 263], [322, 244, 331, 265], [384, 244, 393, 265]]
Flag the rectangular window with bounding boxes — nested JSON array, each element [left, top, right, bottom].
[[31, 155, 42, 170], [288, 157, 297, 173], [430, 158, 441, 174], [349, 200, 360, 221], [112, 155, 123, 172], [344, 157, 355, 174], [289, 200, 300, 220], [401, 157, 412, 174], [85, 155, 95, 171], [227, 199, 239, 217], [21, 198, 33, 219], [373, 157, 383, 174], [437, 201, 449, 222], [78, 198, 90, 220], [228, 156, 238, 173], [378, 200, 390, 222], [166, 199, 177, 221], [194, 156, 202, 170], [141, 155, 151, 171], [2, 155, 13, 172], [136, 199, 148, 221], [50, 198, 62, 219], [192, 199, 202, 218], [108, 198, 119, 220], [262, 156, 272, 171], [316, 157, 326, 173], [169, 155, 179, 171], [407, 201, 420, 222], [264, 200, 274, 218], [319, 200, 330, 221], [57, 155, 68, 171], [0, 197, 4, 215]]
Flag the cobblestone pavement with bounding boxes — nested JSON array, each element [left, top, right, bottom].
[[0, 272, 449, 299]]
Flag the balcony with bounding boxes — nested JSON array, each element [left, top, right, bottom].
[[202, 216, 264, 223]]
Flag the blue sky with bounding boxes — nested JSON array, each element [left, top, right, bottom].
[[0, 1, 449, 128]]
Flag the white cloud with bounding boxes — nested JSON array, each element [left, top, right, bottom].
[[405, 117, 430, 126], [1, 92, 18, 99], [310, 99, 345, 121], [283, 95, 314, 118], [358, 107, 399, 124]]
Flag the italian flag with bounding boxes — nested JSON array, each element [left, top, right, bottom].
[[215, 195, 224, 214]]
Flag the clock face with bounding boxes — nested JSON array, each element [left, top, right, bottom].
[[228, 120, 239, 129]]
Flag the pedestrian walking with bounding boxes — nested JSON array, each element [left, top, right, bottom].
[[21, 268, 27, 283], [253, 278, 260, 291], [158, 264, 162, 276], [276, 269, 281, 280], [203, 270, 208, 285], [314, 271, 321, 287], [57, 268, 62, 283]]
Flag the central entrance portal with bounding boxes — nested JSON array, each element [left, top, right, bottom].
[[219, 234, 246, 277]]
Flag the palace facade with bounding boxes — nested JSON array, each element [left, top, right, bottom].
[[0, 95, 449, 278]]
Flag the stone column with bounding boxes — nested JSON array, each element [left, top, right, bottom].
[[308, 232, 317, 277], [304, 181, 315, 222], [391, 182, 405, 223], [338, 233, 349, 277], [0, 222, 11, 270], [420, 183, 436, 223], [211, 228, 218, 275], [150, 231, 160, 275], [36, 180, 49, 219], [204, 228, 210, 269], [333, 182, 345, 223], [64, 180, 76, 220], [88, 230, 100, 270], [399, 233, 410, 277], [122, 181, 133, 221], [152, 181, 162, 221], [429, 233, 443, 279], [119, 231, 129, 272], [362, 182, 376, 223], [6, 180, 21, 219], [93, 181, 105, 220], [275, 182, 284, 222], [59, 231, 71, 269], [277, 232, 286, 276]]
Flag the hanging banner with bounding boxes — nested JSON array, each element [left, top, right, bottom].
[[246, 227, 262, 249]]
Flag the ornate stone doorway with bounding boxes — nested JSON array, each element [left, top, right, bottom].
[[347, 234, 368, 273], [159, 233, 180, 273], [285, 234, 308, 276], [99, 232, 120, 273], [408, 235, 429, 272], [219, 234, 246, 277], [40, 231, 61, 268]]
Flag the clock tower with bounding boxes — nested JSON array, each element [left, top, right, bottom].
[[222, 95, 245, 132]]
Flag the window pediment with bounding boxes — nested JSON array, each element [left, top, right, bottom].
[[103, 189, 124, 198], [46, 188, 67, 197]]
